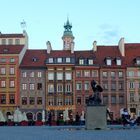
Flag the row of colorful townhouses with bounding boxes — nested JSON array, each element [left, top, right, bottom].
[[0, 19, 140, 121]]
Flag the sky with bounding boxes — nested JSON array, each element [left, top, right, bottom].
[[0, 0, 140, 50]]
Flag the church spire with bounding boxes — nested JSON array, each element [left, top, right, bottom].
[[62, 18, 75, 50]]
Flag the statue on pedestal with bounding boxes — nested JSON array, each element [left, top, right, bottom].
[[87, 80, 103, 105]]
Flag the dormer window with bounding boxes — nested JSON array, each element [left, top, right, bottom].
[[79, 59, 84, 65], [136, 58, 140, 65], [88, 59, 93, 65], [48, 58, 53, 63], [116, 58, 122, 66], [66, 57, 70, 63], [106, 58, 112, 66], [57, 58, 62, 63], [32, 57, 38, 62]]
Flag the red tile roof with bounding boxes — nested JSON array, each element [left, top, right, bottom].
[[95, 45, 125, 67], [20, 49, 47, 68], [125, 43, 140, 66], [0, 33, 24, 38], [46, 50, 75, 58], [0, 45, 24, 54]]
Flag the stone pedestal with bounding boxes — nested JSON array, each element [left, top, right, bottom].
[[85, 105, 107, 130]]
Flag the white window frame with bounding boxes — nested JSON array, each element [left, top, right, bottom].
[[106, 59, 112, 66], [57, 72, 63, 80], [22, 83, 27, 90], [57, 58, 62, 63], [48, 58, 53, 63], [10, 81, 15, 88], [9, 67, 15, 75], [29, 83, 35, 90], [1, 81, 6, 87], [65, 72, 72, 80], [37, 72, 42, 77], [48, 84, 54, 92], [48, 72, 54, 80], [66, 57, 70, 63]]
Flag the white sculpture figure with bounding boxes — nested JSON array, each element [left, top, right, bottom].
[[22, 112, 28, 121], [13, 108, 23, 122], [0, 110, 6, 122]]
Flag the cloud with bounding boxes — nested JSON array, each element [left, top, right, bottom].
[[98, 24, 120, 44]]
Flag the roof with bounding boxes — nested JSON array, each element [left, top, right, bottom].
[[0, 33, 24, 38], [46, 50, 75, 58], [0, 45, 24, 54], [125, 43, 140, 66], [20, 49, 47, 68], [95, 45, 125, 67]]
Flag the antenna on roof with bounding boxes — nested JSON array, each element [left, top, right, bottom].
[[20, 19, 26, 30]]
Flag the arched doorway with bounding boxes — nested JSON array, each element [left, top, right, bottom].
[[36, 112, 42, 121], [26, 112, 33, 121], [6, 112, 13, 121]]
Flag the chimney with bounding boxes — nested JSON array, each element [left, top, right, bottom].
[[93, 41, 97, 52], [118, 37, 125, 56], [46, 41, 52, 54], [71, 42, 75, 54]]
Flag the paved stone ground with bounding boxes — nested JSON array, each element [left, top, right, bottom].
[[0, 125, 140, 140]]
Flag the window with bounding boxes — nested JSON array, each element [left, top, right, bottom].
[[29, 97, 35, 105], [9, 94, 15, 104], [9, 67, 15, 75], [22, 97, 27, 105], [57, 72, 63, 80], [111, 82, 116, 90], [102, 71, 108, 78], [48, 72, 54, 80], [76, 71, 82, 77], [118, 82, 124, 90], [2, 39, 6, 45], [76, 82, 82, 90], [57, 84, 63, 92], [10, 81, 15, 88], [136, 59, 140, 65], [30, 72, 34, 77], [92, 71, 98, 77], [111, 72, 115, 79], [65, 84, 71, 92], [8, 39, 13, 45], [57, 98, 63, 105], [37, 83, 42, 90], [111, 96, 116, 104], [22, 83, 27, 90], [106, 58, 112, 66], [57, 58, 62, 63], [65, 72, 72, 80], [130, 92, 134, 102], [10, 58, 15, 63], [0, 94, 6, 104], [0, 67, 6, 74], [116, 59, 121, 65], [77, 97, 81, 105], [128, 71, 134, 77], [48, 58, 53, 63], [22, 72, 27, 77], [119, 96, 124, 104], [129, 82, 135, 89], [103, 96, 108, 104], [66, 57, 70, 63], [65, 98, 72, 105], [79, 59, 84, 65], [37, 97, 42, 105], [84, 81, 90, 90], [29, 83, 35, 90], [0, 58, 6, 63], [137, 71, 140, 77], [32, 57, 38, 62], [48, 98, 54, 105], [15, 39, 20, 45], [48, 84, 54, 92], [88, 59, 93, 65], [102, 82, 108, 90], [1, 81, 6, 88], [84, 71, 90, 77], [37, 72, 42, 77], [118, 71, 123, 78]]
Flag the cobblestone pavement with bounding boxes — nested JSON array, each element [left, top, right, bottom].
[[0, 125, 140, 140]]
